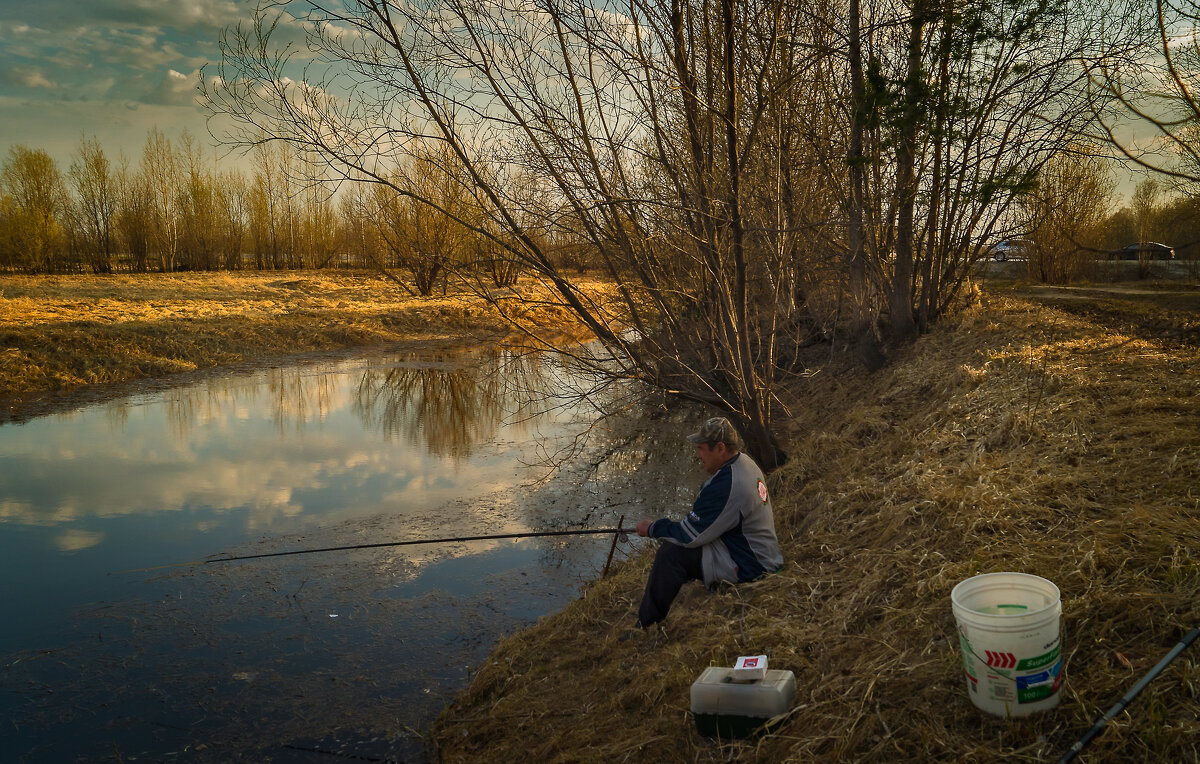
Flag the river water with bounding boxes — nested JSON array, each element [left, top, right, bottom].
[[0, 344, 694, 762]]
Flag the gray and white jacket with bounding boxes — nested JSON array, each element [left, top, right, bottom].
[[649, 452, 783, 587]]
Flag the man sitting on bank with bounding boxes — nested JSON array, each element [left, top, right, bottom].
[[633, 416, 783, 629]]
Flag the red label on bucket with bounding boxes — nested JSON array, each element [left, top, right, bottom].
[[985, 651, 1017, 669]]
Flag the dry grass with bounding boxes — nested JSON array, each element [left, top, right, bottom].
[[0, 271, 602, 416], [431, 291, 1200, 762]]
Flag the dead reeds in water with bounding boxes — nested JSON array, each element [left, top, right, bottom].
[[432, 293, 1200, 762]]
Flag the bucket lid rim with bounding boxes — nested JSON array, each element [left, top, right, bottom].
[[950, 572, 1061, 616]]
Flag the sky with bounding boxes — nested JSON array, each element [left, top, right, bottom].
[[0, 0, 1163, 201], [0, 0, 272, 168]]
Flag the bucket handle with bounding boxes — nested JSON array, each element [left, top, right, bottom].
[[958, 617, 1064, 684], [959, 626, 1016, 682]]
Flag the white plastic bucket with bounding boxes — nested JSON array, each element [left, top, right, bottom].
[[951, 572, 1062, 717]]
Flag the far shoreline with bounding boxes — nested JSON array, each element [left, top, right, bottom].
[[0, 270, 600, 423]]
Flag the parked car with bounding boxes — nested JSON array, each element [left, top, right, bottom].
[[990, 239, 1034, 261], [1118, 242, 1175, 260]]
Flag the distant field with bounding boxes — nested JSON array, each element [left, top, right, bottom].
[[3, 271, 1195, 419], [1003, 281, 1200, 347], [0, 271, 598, 420]]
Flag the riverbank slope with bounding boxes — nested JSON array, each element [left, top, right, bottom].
[[0, 271, 597, 422], [430, 288, 1200, 762]]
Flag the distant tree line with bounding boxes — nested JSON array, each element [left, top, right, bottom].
[[0, 129, 563, 294], [1012, 154, 1200, 284], [1101, 178, 1200, 258], [2, 126, 1194, 293]]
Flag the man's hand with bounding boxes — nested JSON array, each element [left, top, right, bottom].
[[636, 519, 653, 537]]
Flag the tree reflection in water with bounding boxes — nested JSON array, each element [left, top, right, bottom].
[[267, 370, 337, 433], [136, 344, 618, 462], [151, 365, 341, 438], [352, 348, 558, 461]]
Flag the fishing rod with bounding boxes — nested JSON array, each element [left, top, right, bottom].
[[1056, 626, 1200, 764], [117, 516, 632, 575], [208, 526, 629, 563]]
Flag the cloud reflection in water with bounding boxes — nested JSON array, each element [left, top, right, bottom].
[[0, 346, 592, 536]]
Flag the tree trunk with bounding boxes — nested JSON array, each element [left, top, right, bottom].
[[890, 4, 924, 347], [847, 0, 884, 369]]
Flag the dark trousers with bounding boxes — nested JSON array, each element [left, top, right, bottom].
[[638, 542, 704, 626]]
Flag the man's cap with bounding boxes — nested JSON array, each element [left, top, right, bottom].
[[686, 416, 741, 449]]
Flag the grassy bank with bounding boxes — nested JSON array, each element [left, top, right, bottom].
[[0, 271, 596, 419], [430, 290, 1200, 762]]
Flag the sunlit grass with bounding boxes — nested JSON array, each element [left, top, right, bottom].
[[0, 271, 605, 405], [430, 290, 1200, 762]]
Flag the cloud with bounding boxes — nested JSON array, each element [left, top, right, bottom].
[[90, 77, 118, 99], [0, 65, 57, 90], [21, 69, 56, 89], [0, 0, 318, 169], [101, 0, 246, 32], [141, 68, 199, 106], [0, 498, 34, 521], [0, 0, 250, 35], [76, 27, 208, 73]]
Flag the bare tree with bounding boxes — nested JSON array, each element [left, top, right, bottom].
[[248, 140, 296, 269], [0, 146, 68, 273], [216, 168, 251, 270], [203, 0, 844, 466], [1022, 147, 1116, 283], [301, 183, 339, 269], [141, 128, 183, 272], [177, 132, 222, 271], [68, 136, 118, 274], [1158, 192, 1200, 261], [1130, 178, 1165, 242], [113, 156, 153, 273], [829, 0, 1136, 343], [1089, 1, 1200, 185], [338, 183, 381, 269], [201, 0, 1134, 466]]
